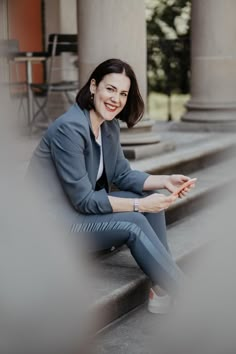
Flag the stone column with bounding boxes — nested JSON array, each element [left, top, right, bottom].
[[182, 0, 236, 123], [77, 0, 146, 103], [76, 0, 165, 154]]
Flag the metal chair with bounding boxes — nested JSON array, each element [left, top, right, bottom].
[[0, 39, 27, 118], [31, 33, 79, 124]]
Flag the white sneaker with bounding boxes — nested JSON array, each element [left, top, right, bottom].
[[147, 287, 171, 314]]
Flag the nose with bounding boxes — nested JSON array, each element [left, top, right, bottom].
[[110, 93, 119, 103]]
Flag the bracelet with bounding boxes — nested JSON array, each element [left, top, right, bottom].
[[133, 199, 139, 212]]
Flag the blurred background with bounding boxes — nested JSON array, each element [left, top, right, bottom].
[[146, 0, 190, 121], [0, 0, 191, 124]]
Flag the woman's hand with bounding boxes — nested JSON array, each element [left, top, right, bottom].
[[139, 193, 177, 213], [164, 174, 196, 198]]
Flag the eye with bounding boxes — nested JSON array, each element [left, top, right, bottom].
[[107, 87, 114, 92], [121, 92, 128, 97]]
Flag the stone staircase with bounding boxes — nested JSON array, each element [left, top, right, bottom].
[[90, 127, 236, 333]]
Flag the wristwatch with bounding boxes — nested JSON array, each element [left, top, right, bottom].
[[133, 199, 139, 212]]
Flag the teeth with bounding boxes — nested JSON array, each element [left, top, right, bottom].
[[106, 104, 116, 110]]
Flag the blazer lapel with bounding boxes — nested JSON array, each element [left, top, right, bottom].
[[84, 109, 101, 188], [101, 122, 113, 185]]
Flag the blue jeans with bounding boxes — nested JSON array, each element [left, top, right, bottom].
[[71, 191, 185, 294]]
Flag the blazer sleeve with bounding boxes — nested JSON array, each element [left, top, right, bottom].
[[112, 128, 150, 193], [50, 123, 112, 214]]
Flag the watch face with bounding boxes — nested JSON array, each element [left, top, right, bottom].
[[134, 199, 139, 212]]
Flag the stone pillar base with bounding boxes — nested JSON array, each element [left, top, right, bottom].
[[168, 120, 236, 133], [119, 119, 176, 160], [182, 101, 236, 123], [119, 120, 161, 145], [122, 140, 175, 160]]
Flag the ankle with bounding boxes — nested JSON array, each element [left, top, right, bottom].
[[153, 285, 168, 297]]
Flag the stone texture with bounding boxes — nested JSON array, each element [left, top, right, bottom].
[[122, 141, 175, 160], [182, 0, 236, 122], [77, 0, 147, 104]]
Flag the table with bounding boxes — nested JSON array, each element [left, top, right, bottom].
[[14, 52, 46, 126]]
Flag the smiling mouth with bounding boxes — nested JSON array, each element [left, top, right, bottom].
[[104, 103, 118, 112]]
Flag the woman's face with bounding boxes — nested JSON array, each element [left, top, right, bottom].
[[90, 72, 130, 122]]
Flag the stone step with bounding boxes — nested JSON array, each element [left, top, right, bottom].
[[91, 207, 213, 333], [165, 156, 236, 225], [122, 140, 175, 160], [94, 195, 233, 353], [90, 156, 236, 331], [130, 132, 236, 175], [94, 303, 165, 353]]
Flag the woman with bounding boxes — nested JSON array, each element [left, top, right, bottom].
[[27, 58, 195, 314]]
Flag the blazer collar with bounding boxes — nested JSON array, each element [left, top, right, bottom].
[[84, 108, 113, 184], [101, 123, 113, 184], [84, 108, 111, 138]]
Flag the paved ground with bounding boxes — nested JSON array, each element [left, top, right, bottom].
[[93, 304, 163, 354]]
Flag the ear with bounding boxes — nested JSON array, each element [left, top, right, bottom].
[[90, 79, 96, 94]]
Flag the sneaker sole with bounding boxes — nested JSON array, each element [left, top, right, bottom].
[[147, 303, 169, 314]]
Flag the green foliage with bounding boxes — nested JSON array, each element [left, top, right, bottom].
[[146, 0, 191, 95]]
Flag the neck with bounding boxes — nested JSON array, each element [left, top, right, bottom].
[[89, 109, 104, 138]]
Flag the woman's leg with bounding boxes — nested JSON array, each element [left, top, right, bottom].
[[111, 190, 170, 252], [143, 209, 170, 252], [70, 192, 185, 295]]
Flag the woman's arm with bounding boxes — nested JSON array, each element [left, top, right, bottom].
[[108, 173, 195, 213], [111, 122, 193, 196], [143, 174, 193, 194], [143, 175, 169, 190], [50, 124, 113, 214], [108, 193, 177, 213]]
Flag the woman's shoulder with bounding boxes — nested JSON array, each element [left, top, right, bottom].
[[55, 104, 88, 127], [46, 104, 90, 136]]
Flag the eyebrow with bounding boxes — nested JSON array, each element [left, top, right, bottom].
[[106, 84, 129, 93]]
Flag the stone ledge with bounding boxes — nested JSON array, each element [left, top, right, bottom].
[[168, 120, 236, 132], [120, 131, 161, 145], [122, 140, 175, 160], [119, 120, 156, 131], [130, 133, 236, 174]]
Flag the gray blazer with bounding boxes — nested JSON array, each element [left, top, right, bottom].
[[27, 104, 149, 219]]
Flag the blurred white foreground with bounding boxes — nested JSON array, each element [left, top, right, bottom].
[[0, 85, 97, 354], [150, 150, 236, 354]]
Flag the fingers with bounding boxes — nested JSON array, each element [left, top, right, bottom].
[[167, 194, 178, 202], [161, 194, 177, 209], [178, 183, 196, 198], [160, 199, 176, 212], [145, 193, 177, 213]]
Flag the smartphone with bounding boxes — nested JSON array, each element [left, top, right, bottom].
[[172, 178, 197, 196]]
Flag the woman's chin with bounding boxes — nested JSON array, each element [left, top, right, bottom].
[[102, 113, 117, 121]]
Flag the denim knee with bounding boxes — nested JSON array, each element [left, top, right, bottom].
[[128, 212, 149, 229], [122, 213, 150, 245]]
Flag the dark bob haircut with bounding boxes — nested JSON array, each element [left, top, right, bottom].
[[76, 58, 144, 128]]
